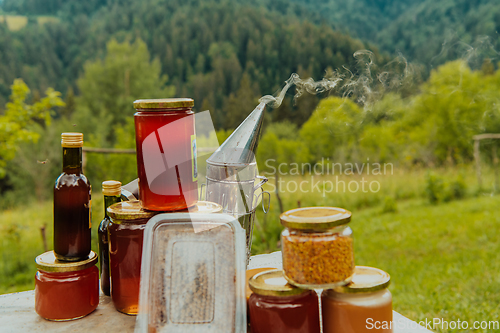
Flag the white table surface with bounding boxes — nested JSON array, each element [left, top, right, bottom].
[[0, 252, 432, 332]]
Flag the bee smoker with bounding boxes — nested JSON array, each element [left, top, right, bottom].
[[203, 103, 270, 261]]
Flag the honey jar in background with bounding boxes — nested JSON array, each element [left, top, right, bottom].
[[322, 266, 393, 333], [248, 269, 321, 333], [35, 251, 99, 321], [280, 207, 355, 289], [133, 98, 198, 211]]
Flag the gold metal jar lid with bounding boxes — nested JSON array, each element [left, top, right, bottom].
[[107, 200, 157, 222], [330, 266, 391, 294], [133, 98, 194, 110], [102, 180, 121, 196], [186, 201, 223, 214], [61, 132, 83, 148], [249, 269, 308, 297], [280, 207, 351, 230], [36, 251, 97, 273]]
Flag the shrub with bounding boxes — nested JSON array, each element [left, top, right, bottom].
[[425, 172, 445, 204], [381, 196, 398, 213], [425, 172, 467, 204]]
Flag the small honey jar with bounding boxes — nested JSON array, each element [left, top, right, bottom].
[[35, 250, 99, 321]]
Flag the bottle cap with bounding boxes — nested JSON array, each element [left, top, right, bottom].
[[61, 132, 83, 148], [102, 180, 122, 196]]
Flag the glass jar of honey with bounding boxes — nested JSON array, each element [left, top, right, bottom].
[[108, 200, 222, 315], [322, 266, 393, 333], [134, 98, 198, 211], [248, 269, 321, 333], [107, 200, 156, 315], [280, 207, 355, 289], [35, 251, 99, 321]]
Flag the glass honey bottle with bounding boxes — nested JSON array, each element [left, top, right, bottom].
[[54, 133, 92, 262], [98, 180, 121, 296]]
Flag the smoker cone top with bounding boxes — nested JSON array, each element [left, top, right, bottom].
[[205, 103, 267, 215], [206, 102, 265, 171]]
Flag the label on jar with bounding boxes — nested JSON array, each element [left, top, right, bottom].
[[191, 135, 198, 182]]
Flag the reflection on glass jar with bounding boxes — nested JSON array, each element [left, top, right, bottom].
[[134, 98, 198, 211], [280, 207, 355, 289]]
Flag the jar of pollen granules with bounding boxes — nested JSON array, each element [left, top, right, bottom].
[[322, 266, 393, 333], [280, 207, 355, 289]]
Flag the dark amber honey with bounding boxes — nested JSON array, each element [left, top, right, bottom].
[[108, 218, 149, 314], [54, 140, 91, 262]]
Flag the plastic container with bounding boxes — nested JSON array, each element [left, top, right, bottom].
[[35, 251, 99, 321], [108, 200, 222, 315], [322, 266, 393, 333], [280, 207, 355, 289], [135, 213, 246, 333], [134, 98, 198, 211], [248, 269, 320, 333]]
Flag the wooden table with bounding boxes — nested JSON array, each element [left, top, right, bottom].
[[0, 252, 433, 332]]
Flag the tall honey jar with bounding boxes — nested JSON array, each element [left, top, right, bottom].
[[133, 98, 198, 211]]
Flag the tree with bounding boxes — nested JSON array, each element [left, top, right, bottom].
[[300, 96, 364, 163], [223, 73, 259, 130], [0, 79, 64, 177], [74, 38, 174, 146]]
